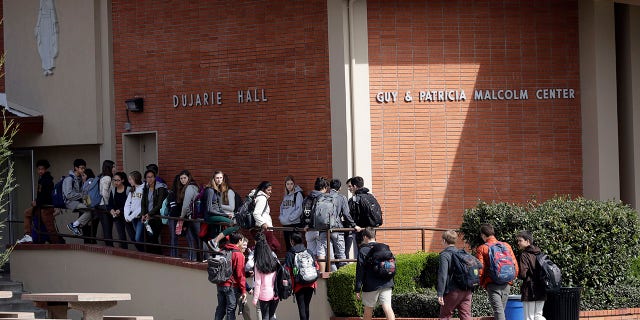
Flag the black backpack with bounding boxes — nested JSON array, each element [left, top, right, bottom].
[[450, 249, 482, 290], [365, 242, 396, 280], [235, 194, 258, 229], [207, 249, 237, 284], [51, 175, 69, 209], [536, 252, 562, 291], [354, 193, 383, 227], [275, 260, 293, 300]]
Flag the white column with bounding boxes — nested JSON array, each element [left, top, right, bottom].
[[579, 0, 620, 200]]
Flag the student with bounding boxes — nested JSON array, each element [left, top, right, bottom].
[[205, 171, 240, 251], [17, 159, 61, 244], [214, 231, 247, 320], [252, 233, 280, 320], [285, 232, 319, 320], [279, 176, 304, 252], [476, 223, 519, 320], [166, 174, 181, 257], [176, 170, 201, 261], [80, 168, 99, 244], [65, 159, 87, 236], [354, 227, 395, 320], [301, 177, 346, 272], [346, 176, 380, 251], [98, 160, 116, 246], [437, 230, 472, 320], [141, 169, 168, 254], [250, 181, 280, 252], [330, 178, 359, 267], [107, 172, 129, 249], [123, 171, 145, 252], [516, 230, 547, 320]]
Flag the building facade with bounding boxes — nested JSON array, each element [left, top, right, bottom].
[[4, 0, 640, 252]]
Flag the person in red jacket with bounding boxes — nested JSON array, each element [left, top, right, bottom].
[[214, 232, 247, 320], [475, 224, 519, 320], [285, 232, 319, 320]]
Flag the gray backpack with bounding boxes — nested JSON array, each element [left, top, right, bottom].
[[312, 193, 338, 230]]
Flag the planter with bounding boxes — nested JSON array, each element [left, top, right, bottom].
[[331, 308, 640, 320]]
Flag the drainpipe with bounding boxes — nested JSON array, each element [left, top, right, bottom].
[[347, 0, 358, 177]]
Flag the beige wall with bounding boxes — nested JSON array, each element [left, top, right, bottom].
[[5, 0, 114, 154], [11, 249, 332, 320]]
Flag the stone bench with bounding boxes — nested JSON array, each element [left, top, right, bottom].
[[0, 312, 36, 318]]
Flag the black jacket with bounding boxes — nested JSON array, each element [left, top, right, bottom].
[[36, 172, 54, 207], [355, 241, 394, 293], [141, 182, 168, 227], [437, 246, 467, 297]]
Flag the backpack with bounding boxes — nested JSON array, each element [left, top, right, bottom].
[[160, 194, 170, 225], [235, 193, 258, 229], [450, 249, 482, 290], [233, 190, 243, 213], [293, 250, 319, 284], [487, 242, 517, 284], [312, 193, 338, 230], [365, 242, 396, 280], [189, 185, 206, 219], [207, 249, 237, 284], [536, 252, 562, 291], [354, 193, 383, 227], [83, 176, 102, 208], [275, 261, 293, 300], [51, 175, 69, 209]]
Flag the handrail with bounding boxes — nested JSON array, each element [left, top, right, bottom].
[[20, 206, 449, 271]]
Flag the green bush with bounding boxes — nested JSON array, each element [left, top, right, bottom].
[[327, 252, 438, 316], [461, 197, 640, 290]]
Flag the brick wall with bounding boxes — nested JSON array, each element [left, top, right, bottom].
[[367, 0, 582, 251], [111, 0, 331, 236]]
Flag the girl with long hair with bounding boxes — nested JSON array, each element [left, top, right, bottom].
[[252, 233, 280, 320], [204, 171, 240, 251], [176, 169, 201, 261], [124, 171, 145, 251], [98, 160, 116, 246], [250, 181, 281, 252], [166, 174, 181, 257], [141, 169, 168, 254], [279, 175, 304, 252], [107, 171, 129, 249]]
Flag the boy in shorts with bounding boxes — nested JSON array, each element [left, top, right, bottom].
[[354, 227, 395, 320]]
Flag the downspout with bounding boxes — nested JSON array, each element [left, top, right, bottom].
[[347, 0, 358, 177]]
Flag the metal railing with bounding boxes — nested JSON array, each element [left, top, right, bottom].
[[19, 206, 450, 271]]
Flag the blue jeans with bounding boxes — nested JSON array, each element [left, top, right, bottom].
[[215, 285, 238, 320], [184, 220, 201, 261], [167, 219, 179, 257], [127, 218, 145, 252]]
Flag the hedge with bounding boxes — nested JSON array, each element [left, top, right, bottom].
[[327, 252, 439, 317], [460, 196, 640, 290]]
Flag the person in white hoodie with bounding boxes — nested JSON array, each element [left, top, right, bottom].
[[250, 181, 281, 252], [279, 176, 304, 252], [124, 171, 144, 251]]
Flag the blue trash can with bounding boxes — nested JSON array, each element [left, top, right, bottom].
[[505, 295, 524, 320]]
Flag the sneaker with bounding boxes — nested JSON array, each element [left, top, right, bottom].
[[207, 239, 220, 252], [16, 234, 33, 244], [66, 223, 82, 236]]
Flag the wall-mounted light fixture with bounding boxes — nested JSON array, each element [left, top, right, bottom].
[[125, 97, 144, 112], [124, 97, 143, 131]]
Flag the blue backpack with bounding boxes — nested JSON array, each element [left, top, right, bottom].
[[83, 176, 103, 208], [487, 242, 517, 284], [51, 175, 69, 209]]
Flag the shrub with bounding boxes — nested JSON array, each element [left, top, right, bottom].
[[460, 197, 640, 290], [327, 251, 438, 317]]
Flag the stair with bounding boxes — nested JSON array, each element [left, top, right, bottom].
[[0, 271, 48, 318]]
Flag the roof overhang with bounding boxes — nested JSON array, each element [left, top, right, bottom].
[[0, 94, 44, 134]]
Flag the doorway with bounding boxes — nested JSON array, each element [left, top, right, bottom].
[[122, 132, 158, 173]]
